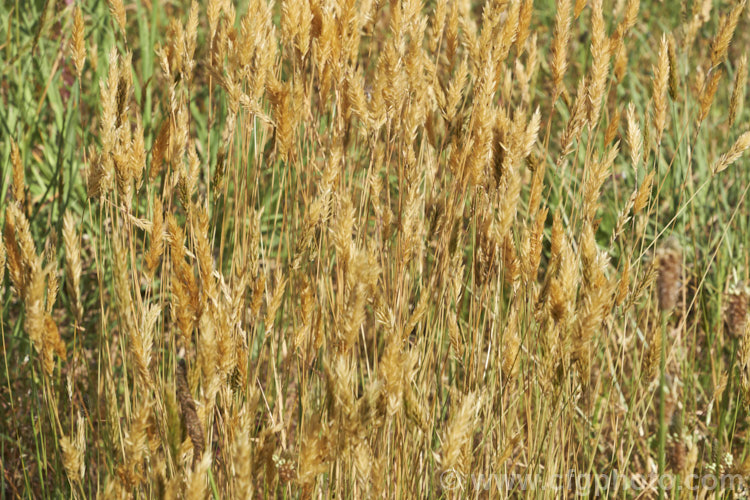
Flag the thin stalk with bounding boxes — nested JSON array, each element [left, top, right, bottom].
[[658, 311, 668, 500]]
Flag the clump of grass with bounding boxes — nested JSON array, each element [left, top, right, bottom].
[[2, 0, 750, 497]]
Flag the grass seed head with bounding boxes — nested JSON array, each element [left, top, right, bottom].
[[10, 139, 25, 207], [656, 239, 683, 313], [726, 285, 749, 339], [71, 5, 86, 77], [729, 53, 748, 127]]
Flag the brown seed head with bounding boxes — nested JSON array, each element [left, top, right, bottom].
[[176, 360, 204, 468], [726, 285, 749, 339], [656, 239, 682, 312]]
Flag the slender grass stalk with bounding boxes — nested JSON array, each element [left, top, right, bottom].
[[658, 311, 668, 500]]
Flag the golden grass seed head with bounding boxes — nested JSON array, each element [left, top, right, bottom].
[[712, 131, 750, 174], [447, 308, 463, 358], [441, 391, 481, 475], [10, 139, 25, 207], [197, 303, 218, 383], [293, 277, 315, 353], [443, 57, 468, 123], [616, 258, 631, 306], [186, 1, 200, 66], [8, 203, 37, 293], [192, 203, 214, 292], [652, 35, 670, 145], [207, 0, 222, 38], [404, 386, 430, 433], [550, 0, 572, 98], [698, 68, 722, 124], [120, 401, 153, 488], [44, 240, 59, 314], [429, 0, 447, 53], [626, 102, 643, 169], [500, 232, 520, 286], [145, 198, 165, 277], [516, 0, 534, 53], [59, 413, 86, 483], [149, 120, 170, 182], [298, 418, 331, 485], [709, 0, 746, 68], [132, 304, 159, 387], [633, 170, 655, 214], [250, 273, 265, 319], [381, 328, 406, 414], [71, 5, 86, 77], [582, 142, 619, 221], [550, 210, 564, 260], [623, 0, 640, 33], [264, 272, 287, 333], [493, 0, 521, 70], [99, 47, 120, 155], [527, 156, 546, 219], [113, 149, 133, 211], [107, 0, 126, 35], [112, 234, 136, 337], [42, 314, 66, 375], [729, 53, 748, 127], [587, 0, 609, 128], [24, 256, 46, 358], [3, 208, 25, 297], [558, 76, 588, 163], [116, 51, 133, 127], [86, 148, 110, 199], [614, 42, 628, 82], [604, 106, 621, 146], [501, 302, 521, 379], [131, 116, 146, 190], [523, 207, 547, 282]]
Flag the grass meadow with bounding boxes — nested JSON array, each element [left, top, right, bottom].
[[2, 0, 750, 497]]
